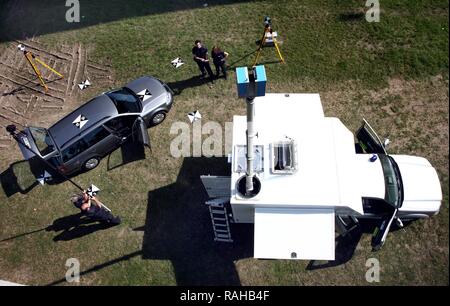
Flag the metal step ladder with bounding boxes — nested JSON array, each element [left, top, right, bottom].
[[206, 197, 233, 243]]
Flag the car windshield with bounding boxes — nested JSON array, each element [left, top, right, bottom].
[[106, 88, 141, 114], [29, 127, 56, 156], [379, 154, 403, 208]]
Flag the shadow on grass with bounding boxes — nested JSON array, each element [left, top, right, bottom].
[[1, 139, 148, 197], [47, 213, 113, 242], [306, 227, 364, 270], [0, 0, 259, 42], [46, 157, 253, 286], [139, 157, 253, 285], [306, 219, 410, 270], [238, 42, 284, 68], [106, 139, 147, 171], [0, 213, 112, 243], [167, 76, 213, 96], [337, 11, 365, 22], [0, 157, 49, 197], [227, 48, 258, 69], [0, 155, 81, 197], [1, 77, 64, 97], [0, 227, 47, 243]]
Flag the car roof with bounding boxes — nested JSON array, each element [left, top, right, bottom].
[[124, 76, 166, 101], [48, 94, 118, 149]]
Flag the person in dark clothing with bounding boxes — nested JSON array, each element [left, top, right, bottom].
[[211, 46, 229, 79], [192, 40, 214, 83], [71, 191, 121, 225]]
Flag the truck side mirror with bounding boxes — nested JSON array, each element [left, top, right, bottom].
[[384, 138, 390, 148]]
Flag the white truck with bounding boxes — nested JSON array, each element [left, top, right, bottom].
[[202, 93, 442, 260]]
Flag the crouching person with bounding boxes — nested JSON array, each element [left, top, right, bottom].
[[71, 191, 121, 226]]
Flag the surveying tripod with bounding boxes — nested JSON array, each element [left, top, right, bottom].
[[18, 44, 64, 92], [253, 17, 285, 67]]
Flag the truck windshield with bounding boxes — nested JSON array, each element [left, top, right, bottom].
[[29, 127, 56, 156], [379, 154, 403, 208], [106, 88, 141, 114]]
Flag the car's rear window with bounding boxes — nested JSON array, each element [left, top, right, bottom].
[[61, 126, 110, 162], [62, 139, 88, 163], [29, 127, 55, 156], [106, 88, 141, 114]]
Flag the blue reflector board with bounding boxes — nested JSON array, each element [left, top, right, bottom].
[[236, 67, 249, 98]]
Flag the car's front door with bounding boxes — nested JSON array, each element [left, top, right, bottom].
[[356, 119, 387, 154], [83, 125, 122, 157], [132, 117, 151, 148]]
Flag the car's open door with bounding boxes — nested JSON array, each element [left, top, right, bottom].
[[356, 119, 387, 154], [17, 128, 37, 160], [132, 117, 151, 149]]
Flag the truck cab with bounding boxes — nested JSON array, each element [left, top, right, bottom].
[[355, 119, 442, 220]]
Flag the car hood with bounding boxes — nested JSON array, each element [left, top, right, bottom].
[[124, 76, 166, 108], [391, 155, 442, 213]]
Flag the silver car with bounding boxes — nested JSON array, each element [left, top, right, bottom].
[[17, 76, 173, 175]]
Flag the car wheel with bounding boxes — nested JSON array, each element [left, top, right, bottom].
[[83, 157, 100, 171], [150, 111, 167, 126]]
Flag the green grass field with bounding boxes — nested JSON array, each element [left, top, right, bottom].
[[0, 0, 448, 285]]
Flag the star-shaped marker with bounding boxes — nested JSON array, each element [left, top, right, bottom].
[[73, 114, 88, 129], [36, 171, 51, 186], [87, 184, 100, 197], [137, 89, 152, 102], [171, 57, 184, 68], [78, 79, 91, 90], [187, 110, 202, 123]]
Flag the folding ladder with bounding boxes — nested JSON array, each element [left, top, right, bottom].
[[200, 175, 233, 243], [206, 197, 233, 243]]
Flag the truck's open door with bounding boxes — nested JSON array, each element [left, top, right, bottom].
[[254, 208, 335, 260], [356, 119, 387, 154]]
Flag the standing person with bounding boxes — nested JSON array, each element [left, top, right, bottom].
[[211, 46, 229, 79], [71, 191, 121, 225], [192, 40, 214, 83]]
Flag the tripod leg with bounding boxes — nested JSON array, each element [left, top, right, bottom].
[[253, 32, 267, 67], [25, 52, 48, 91], [34, 57, 64, 78], [274, 40, 285, 63], [253, 48, 263, 67]]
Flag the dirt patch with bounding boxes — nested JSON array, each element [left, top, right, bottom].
[[0, 39, 113, 165]]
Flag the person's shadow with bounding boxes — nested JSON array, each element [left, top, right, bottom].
[[167, 76, 212, 96], [46, 157, 253, 286], [46, 213, 112, 242]]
